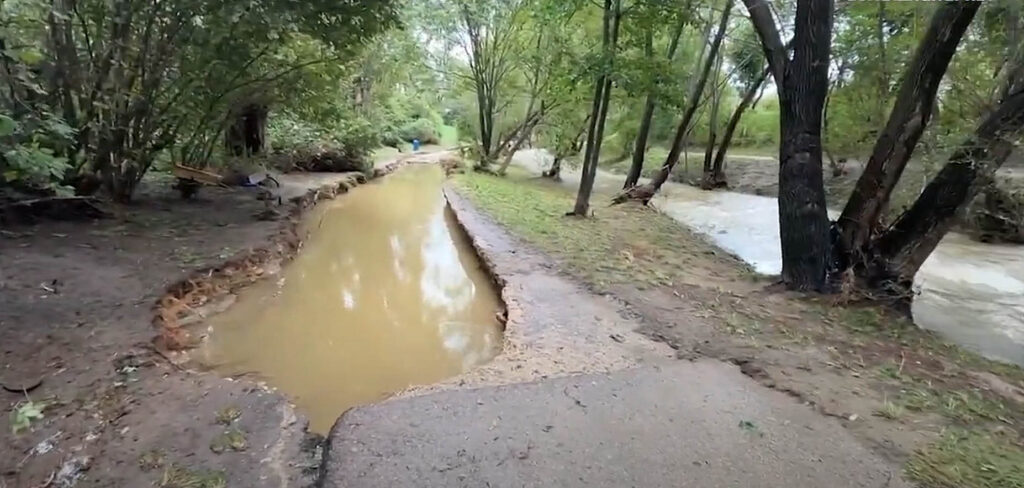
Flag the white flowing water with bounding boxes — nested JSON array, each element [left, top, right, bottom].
[[513, 149, 1024, 366]]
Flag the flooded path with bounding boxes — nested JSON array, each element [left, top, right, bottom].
[[201, 165, 503, 432], [512, 149, 1024, 366]]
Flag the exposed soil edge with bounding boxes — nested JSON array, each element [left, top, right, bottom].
[[152, 156, 420, 354], [442, 186, 517, 351]]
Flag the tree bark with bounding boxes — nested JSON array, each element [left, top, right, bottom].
[[707, 67, 770, 189], [874, 88, 1024, 286], [572, 0, 621, 216], [776, 0, 833, 291], [836, 1, 980, 267], [740, 0, 833, 290]]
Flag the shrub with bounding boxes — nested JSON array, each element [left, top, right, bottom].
[[0, 113, 75, 195], [396, 118, 439, 145]]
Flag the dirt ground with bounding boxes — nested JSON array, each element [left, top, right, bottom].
[[453, 169, 1024, 487], [0, 177, 333, 488]]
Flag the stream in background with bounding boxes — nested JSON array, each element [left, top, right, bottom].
[[513, 149, 1024, 367]]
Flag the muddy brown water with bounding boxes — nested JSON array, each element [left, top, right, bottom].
[[200, 165, 503, 433]]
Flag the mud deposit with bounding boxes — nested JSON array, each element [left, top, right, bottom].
[[200, 165, 503, 432]]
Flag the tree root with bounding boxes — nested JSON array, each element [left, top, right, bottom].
[[611, 184, 657, 206]]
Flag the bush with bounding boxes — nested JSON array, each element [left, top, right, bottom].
[[396, 118, 439, 145], [0, 113, 75, 195], [264, 112, 377, 173]]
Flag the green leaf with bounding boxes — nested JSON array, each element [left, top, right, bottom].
[[0, 114, 16, 137], [10, 400, 47, 435], [16, 48, 45, 66], [2, 170, 19, 182]]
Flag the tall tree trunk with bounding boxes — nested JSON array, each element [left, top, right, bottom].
[[776, 0, 833, 291], [225, 104, 268, 157], [701, 52, 725, 189], [741, 0, 833, 290], [572, 0, 621, 216], [623, 15, 687, 189], [630, 0, 733, 197], [624, 29, 657, 189], [708, 67, 770, 189], [836, 1, 980, 267], [874, 89, 1024, 286]]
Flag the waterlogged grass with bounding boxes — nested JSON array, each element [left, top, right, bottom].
[[453, 170, 749, 290], [907, 431, 1024, 488]]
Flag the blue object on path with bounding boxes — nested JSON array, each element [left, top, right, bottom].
[[412, 139, 421, 151]]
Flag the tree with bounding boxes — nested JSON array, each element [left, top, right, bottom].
[[826, 0, 1024, 293], [835, 1, 981, 270], [742, 0, 834, 290], [3, 0, 399, 201], [622, 5, 689, 189], [456, 0, 528, 168], [495, 2, 583, 174], [873, 87, 1024, 286], [702, 22, 770, 189], [570, 0, 623, 216], [615, 0, 733, 204]]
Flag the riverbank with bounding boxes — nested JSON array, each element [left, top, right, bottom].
[[450, 168, 1024, 487], [603, 146, 1024, 240], [0, 150, 442, 487]]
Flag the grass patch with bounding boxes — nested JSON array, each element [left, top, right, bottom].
[[452, 170, 749, 289], [215, 406, 242, 425], [209, 427, 248, 454], [371, 147, 402, 165], [898, 387, 1011, 425], [874, 399, 906, 421], [907, 430, 1024, 488], [159, 464, 226, 488], [438, 125, 459, 147]]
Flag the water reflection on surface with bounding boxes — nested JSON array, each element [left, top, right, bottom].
[[512, 149, 1024, 366], [202, 165, 502, 432]]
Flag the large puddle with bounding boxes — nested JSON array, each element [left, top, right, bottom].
[[513, 149, 1024, 367], [200, 165, 503, 432]]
